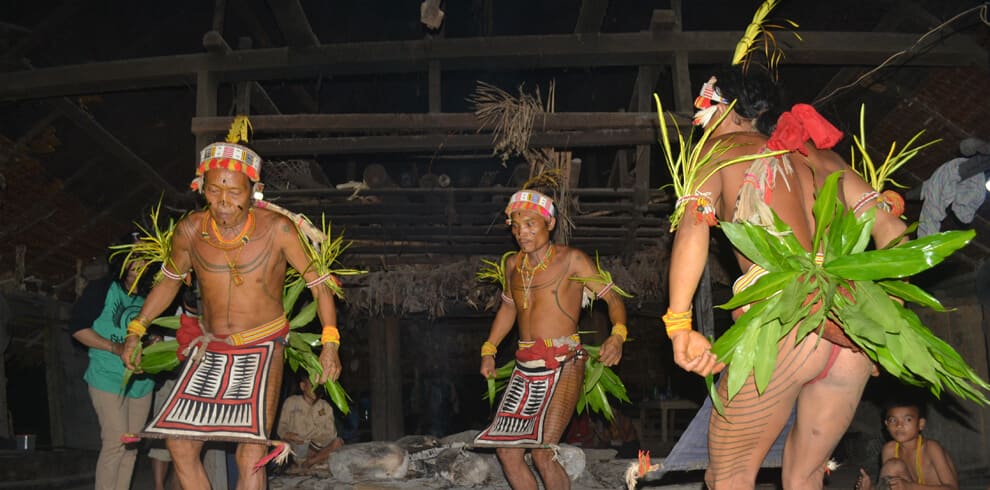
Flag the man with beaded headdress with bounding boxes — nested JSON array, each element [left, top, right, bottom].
[[120, 118, 343, 490], [473, 188, 628, 490]]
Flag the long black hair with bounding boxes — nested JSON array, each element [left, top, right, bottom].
[[712, 65, 784, 137]]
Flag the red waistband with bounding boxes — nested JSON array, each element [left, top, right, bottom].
[[177, 314, 288, 359]]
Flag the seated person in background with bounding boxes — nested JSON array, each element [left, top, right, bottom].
[[278, 376, 344, 469], [857, 401, 958, 490]]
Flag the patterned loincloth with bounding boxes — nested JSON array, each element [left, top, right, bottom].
[[142, 315, 288, 444], [474, 335, 585, 449]]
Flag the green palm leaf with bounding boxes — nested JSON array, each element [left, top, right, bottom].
[[484, 343, 630, 421], [711, 171, 988, 409]]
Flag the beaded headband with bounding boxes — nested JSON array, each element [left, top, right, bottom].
[[190, 142, 262, 192], [189, 116, 262, 192], [505, 190, 555, 222]]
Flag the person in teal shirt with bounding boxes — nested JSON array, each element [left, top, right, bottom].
[[70, 242, 155, 490]]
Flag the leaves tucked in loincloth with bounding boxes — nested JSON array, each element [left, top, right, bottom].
[[710, 172, 988, 412]]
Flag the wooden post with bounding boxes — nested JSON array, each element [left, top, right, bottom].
[[235, 37, 253, 116], [428, 61, 441, 113], [14, 245, 25, 285], [668, 0, 693, 115], [196, 70, 218, 154], [45, 303, 69, 448], [369, 314, 404, 440], [626, 65, 654, 261], [0, 294, 9, 439]]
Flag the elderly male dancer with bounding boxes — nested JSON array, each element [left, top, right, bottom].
[[663, 67, 907, 489], [121, 137, 342, 490], [475, 189, 627, 490]]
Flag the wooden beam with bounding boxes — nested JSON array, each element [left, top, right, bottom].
[[266, 0, 320, 48], [251, 129, 656, 155], [0, 0, 86, 63], [192, 112, 676, 136], [575, 0, 609, 34], [203, 31, 281, 115], [0, 31, 983, 101], [27, 183, 150, 269], [49, 98, 180, 196], [270, 186, 658, 198], [230, 2, 319, 113], [192, 112, 674, 134], [812, 6, 918, 106]]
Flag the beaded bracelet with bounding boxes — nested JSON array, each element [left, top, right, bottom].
[[161, 263, 187, 281], [321, 326, 341, 345], [481, 341, 498, 357], [661, 308, 693, 338], [610, 323, 628, 342]]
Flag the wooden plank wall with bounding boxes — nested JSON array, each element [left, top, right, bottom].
[[915, 301, 990, 472]]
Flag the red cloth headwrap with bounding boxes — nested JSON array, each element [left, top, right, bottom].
[[767, 103, 843, 156]]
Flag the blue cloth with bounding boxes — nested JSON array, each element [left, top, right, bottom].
[[919, 157, 987, 237]]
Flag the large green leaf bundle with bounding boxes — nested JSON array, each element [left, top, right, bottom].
[[710, 172, 988, 409]]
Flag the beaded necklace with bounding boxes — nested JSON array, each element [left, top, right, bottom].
[[200, 210, 255, 286], [517, 244, 554, 309]]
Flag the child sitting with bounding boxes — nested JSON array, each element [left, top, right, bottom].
[[857, 400, 958, 490], [278, 376, 345, 470]]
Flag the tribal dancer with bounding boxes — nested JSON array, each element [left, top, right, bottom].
[[644, 66, 986, 490], [664, 66, 910, 489], [474, 189, 628, 490], [121, 121, 342, 490]]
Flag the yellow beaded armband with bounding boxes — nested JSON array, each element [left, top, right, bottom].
[[662, 308, 693, 338], [481, 341, 498, 357], [321, 326, 341, 345], [611, 323, 628, 342], [126, 318, 148, 338]]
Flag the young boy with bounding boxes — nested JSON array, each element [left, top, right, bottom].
[[278, 376, 345, 470], [857, 402, 959, 490]]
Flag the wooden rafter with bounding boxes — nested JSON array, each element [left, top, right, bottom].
[[191, 112, 675, 134], [266, 0, 320, 48], [575, 0, 609, 34], [0, 31, 983, 101]]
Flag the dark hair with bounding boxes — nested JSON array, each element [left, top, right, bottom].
[[712, 65, 783, 136], [883, 399, 927, 420], [106, 231, 154, 296]]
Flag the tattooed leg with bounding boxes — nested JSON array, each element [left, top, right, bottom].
[[782, 347, 871, 489], [705, 329, 836, 490]]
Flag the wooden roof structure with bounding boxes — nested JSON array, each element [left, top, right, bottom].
[[1, 0, 989, 299]]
